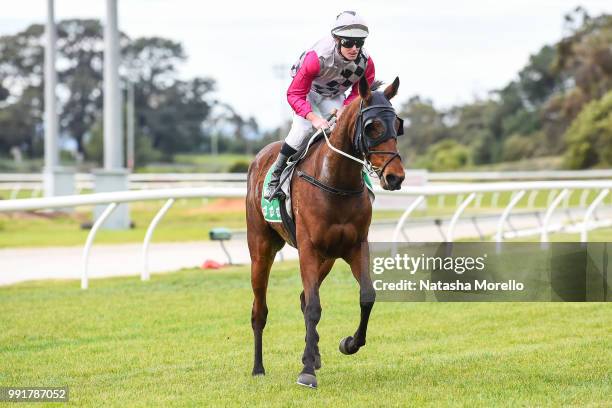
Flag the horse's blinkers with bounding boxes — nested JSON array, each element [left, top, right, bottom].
[[353, 93, 404, 176]]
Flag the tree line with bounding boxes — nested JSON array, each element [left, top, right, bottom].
[[397, 8, 612, 170], [0, 19, 260, 167], [0, 10, 610, 171]]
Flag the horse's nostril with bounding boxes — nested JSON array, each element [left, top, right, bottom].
[[385, 174, 404, 189]]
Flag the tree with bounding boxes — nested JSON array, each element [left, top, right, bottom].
[[397, 96, 447, 163], [0, 19, 229, 163], [415, 139, 472, 171], [0, 86, 42, 155], [545, 10, 612, 144], [563, 89, 612, 169], [135, 77, 216, 158], [502, 134, 535, 162]]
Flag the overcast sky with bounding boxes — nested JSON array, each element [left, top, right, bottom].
[[1, 0, 610, 129]]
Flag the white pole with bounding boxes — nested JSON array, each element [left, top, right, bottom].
[[104, 0, 124, 170], [392, 195, 425, 243], [581, 189, 609, 242], [142, 198, 175, 281], [43, 0, 59, 196], [127, 81, 135, 169], [495, 190, 526, 242], [540, 189, 569, 244], [447, 192, 476, 242], [82, 202, 118, 289]]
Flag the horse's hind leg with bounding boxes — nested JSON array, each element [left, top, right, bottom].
[[249, 227, 282, 376], [340, 242, 376, 355]]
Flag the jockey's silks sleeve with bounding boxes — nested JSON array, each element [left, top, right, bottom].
[[287, 51, 320, 118]]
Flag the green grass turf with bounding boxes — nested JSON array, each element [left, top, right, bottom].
[[0, 261, 610, 406], [139, 154, 253, 173], [507, 228, 612, 242], [0, 198, 246, 248]]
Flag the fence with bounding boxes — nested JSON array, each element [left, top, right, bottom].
[[0, 180, 611, 289], [4, 169, 612, 197], [0, 173, 248, 198]]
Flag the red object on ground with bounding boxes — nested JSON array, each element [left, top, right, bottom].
[[201, 259, 224, 269]]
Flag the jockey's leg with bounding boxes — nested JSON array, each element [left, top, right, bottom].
[[264, 93, 344, 201], [263, 142, 297, 200], [263, 113, 310, 200]]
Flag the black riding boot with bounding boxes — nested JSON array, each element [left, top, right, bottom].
[[264, 143, 297, 201]]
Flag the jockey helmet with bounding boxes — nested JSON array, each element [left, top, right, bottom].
[[331, 11, 369, 39]]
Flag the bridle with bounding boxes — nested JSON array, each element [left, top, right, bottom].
[[294, 91, 405, 197], [320, 92, 404, 179], [352, 96, 404, 178]]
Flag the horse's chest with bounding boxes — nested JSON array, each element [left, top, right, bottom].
[[310, 223, 362, 254]]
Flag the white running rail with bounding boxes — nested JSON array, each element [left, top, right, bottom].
[[1, 180, 611, 289]]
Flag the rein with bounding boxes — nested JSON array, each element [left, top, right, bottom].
[[297, 170, 364, 196]]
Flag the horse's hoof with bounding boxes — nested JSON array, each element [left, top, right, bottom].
[[339, 336, 358, 355], [296, 373, 317, 389], [315, 354, 322, 370], [252, 368, 265, 376]]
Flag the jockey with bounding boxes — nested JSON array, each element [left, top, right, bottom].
[[264, 10, 376, 200]]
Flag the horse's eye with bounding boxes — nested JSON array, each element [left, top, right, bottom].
[[365, 121, 385, 138]]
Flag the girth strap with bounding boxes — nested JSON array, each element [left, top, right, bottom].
[[297, 170, 364, 196]]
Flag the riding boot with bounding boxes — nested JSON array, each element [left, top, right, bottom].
[[264, 143, 297, 201]]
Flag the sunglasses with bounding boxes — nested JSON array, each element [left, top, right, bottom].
[[340, 38, 365, 49]]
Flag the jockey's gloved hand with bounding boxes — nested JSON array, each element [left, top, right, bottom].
[[306, 112, 330, 130]]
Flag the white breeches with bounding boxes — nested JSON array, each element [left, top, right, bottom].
[[285, 92, 345, 150]]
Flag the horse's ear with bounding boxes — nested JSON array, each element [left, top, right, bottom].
[[384, 77, 400, 100], [359, 76, 372, 104]]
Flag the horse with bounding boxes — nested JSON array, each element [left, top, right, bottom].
[[245, 76, 406, 388]]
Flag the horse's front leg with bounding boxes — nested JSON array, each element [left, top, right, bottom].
[[299, 259, 334, 371], [340, 242, 375, 355], [296, 246, 333, 389]]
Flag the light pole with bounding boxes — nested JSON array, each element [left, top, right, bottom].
[[103, 0, 123, 170], [43, 0, 74, 198], [93, 0, 130, 229], [126, 80, 135, 170]]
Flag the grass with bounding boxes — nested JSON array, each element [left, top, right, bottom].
[[0, 198, 246, 248], [0, 261, 610, 406], [138, 154, 253, 173], [501, 228, 612, 243], [464, 156, 564, 171]]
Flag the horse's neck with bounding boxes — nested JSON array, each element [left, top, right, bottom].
[[314, 127, 363, 190]]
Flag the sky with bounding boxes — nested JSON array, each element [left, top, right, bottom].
[[1, 0, 610, 130]]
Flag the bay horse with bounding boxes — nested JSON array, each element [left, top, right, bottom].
[[245, 76, 405, 388]]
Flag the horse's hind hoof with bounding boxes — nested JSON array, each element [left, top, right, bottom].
[[339, 336, 358, 355], [315, 354, 321, 370], [296, 373, 317, 389]]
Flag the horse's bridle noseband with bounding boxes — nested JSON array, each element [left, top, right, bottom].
[[353, 96, 405, 178]]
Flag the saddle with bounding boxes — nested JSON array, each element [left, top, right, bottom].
[[261, 131, 375, 248]]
